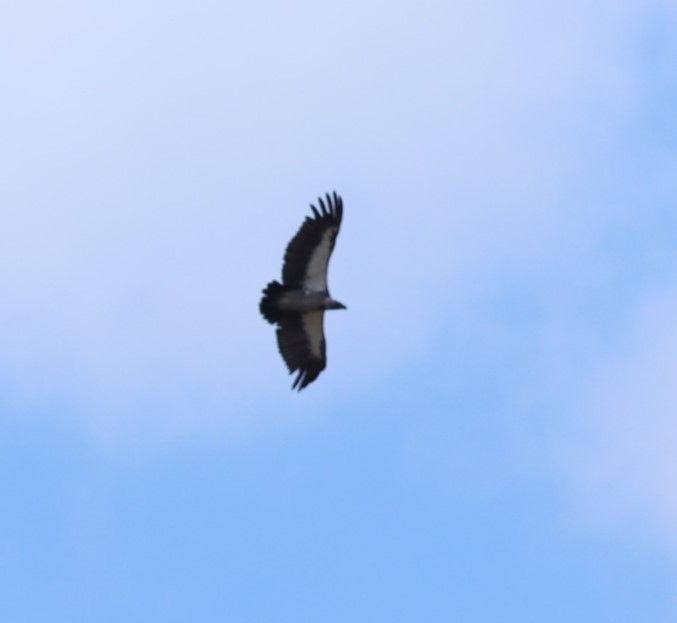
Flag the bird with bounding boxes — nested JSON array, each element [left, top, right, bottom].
[[259, 191, 346, 390]]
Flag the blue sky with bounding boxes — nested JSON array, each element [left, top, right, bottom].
[[2, 0, 677, 620]]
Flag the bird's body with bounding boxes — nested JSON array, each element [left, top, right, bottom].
[[277, 290, 339, 313], [259, 192, 346, 390]]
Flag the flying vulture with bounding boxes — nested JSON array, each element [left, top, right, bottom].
[[259, 191, 346, 390]]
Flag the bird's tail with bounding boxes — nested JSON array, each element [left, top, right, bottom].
[[259, 281, 286, 324]]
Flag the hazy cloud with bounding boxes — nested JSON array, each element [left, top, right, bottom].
[[565, 277, 677, 548], [0, 0, 661, 439]]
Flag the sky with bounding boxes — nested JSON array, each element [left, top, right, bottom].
[[1, 0, 677, 620]]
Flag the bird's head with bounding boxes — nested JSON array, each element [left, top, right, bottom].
[[326, 298, 347, 310]]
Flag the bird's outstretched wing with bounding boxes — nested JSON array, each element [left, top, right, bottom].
[[275, 311, 327, 390], [282, 192, 343, 291]]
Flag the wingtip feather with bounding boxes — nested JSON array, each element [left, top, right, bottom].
[[317, 196, 328, 216], [309, 191, 343, 223]]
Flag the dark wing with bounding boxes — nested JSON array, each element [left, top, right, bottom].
[[276, 311, 327, 390], [282, 192, 343, 291]]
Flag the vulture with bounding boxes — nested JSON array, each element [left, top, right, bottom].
[[259, 191, 346, 390]]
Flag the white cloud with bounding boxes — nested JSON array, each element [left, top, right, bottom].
[[565, 280, 677, 547], [0, 0, 656, 439]]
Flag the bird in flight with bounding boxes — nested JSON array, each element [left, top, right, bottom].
[[259, 191, 346, 390]]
